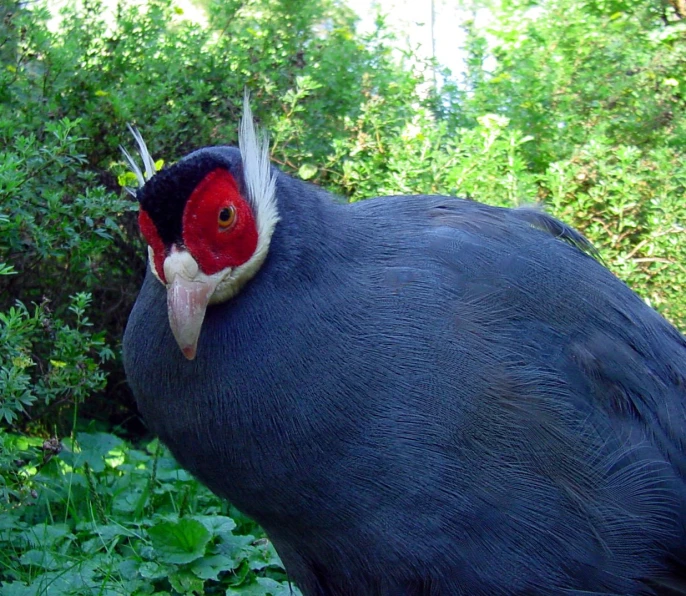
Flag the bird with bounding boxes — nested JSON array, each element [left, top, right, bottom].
[[123, 98, 686, 595]]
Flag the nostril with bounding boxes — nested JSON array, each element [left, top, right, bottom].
[[164, 248, 200, 282], [183, 255, 199, 278]]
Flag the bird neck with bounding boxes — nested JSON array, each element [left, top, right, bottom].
[[262, 173, 346, 283]]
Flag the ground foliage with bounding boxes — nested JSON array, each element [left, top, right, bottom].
[[0, 0, 685, 593]]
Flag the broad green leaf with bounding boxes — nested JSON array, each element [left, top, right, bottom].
[[138, 561, 168, 580], [190, 514, 236, 536], [169, 569, 204, 594], [226, 577, 300, 595], [148, 518, 211, 564], [190, 554, 235, 580]]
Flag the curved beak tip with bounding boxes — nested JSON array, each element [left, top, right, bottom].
[[181, 345, 197, 360]]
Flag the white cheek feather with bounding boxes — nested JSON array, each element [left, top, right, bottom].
[[238, 93, 279, 261], [148, 245, 164, 284]]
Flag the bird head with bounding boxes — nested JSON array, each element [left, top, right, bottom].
[[122, 99, 278, 360]]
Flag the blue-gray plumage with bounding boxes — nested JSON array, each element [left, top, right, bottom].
[[123, 143, 686, 595]]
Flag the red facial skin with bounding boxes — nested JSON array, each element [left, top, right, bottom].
[[139, 209, 167, 283], [182, 169, 258, 275], [139, 169, 258, 281]]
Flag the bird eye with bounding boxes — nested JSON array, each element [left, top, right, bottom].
[[218, 206, 237, 229]]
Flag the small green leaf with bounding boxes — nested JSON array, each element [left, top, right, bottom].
[[60, 432, 123, 473], [25, 523, 71, 548], [248, 539, 284, 571], [0, 263, 16, 275], [19, 549, 62, 570], [0, 582, 34, 596], [12, 356, 33, 369], [118, 171, 140, 188], [298, 164, 317, 180]]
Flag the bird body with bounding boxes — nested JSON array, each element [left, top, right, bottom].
[[123, 108, 686, 594]]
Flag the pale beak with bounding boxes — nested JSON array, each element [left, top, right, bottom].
[[163, 250, 219, 360]]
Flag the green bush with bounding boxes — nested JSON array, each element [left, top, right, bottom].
[[458, 0, 686, 170], [0, 292, 111, 426], [0, 116, 124, 430]]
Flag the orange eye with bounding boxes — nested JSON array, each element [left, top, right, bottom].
[[218, 206, 237, 229]]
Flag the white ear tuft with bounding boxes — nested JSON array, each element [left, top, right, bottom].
[[212, 93, 280, 303], [238, 92, 279, 251]]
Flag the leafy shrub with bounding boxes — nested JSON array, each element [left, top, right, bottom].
[[0, 431, 299, 595], [322, 109, 538, 204], [453, 0, 686, 326], [0, 293, 112, 426], [0, 115, 125, 431], [458, 0, 686, 170]]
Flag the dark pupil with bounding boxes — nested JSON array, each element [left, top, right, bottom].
[[219, 208, 231, 222]]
